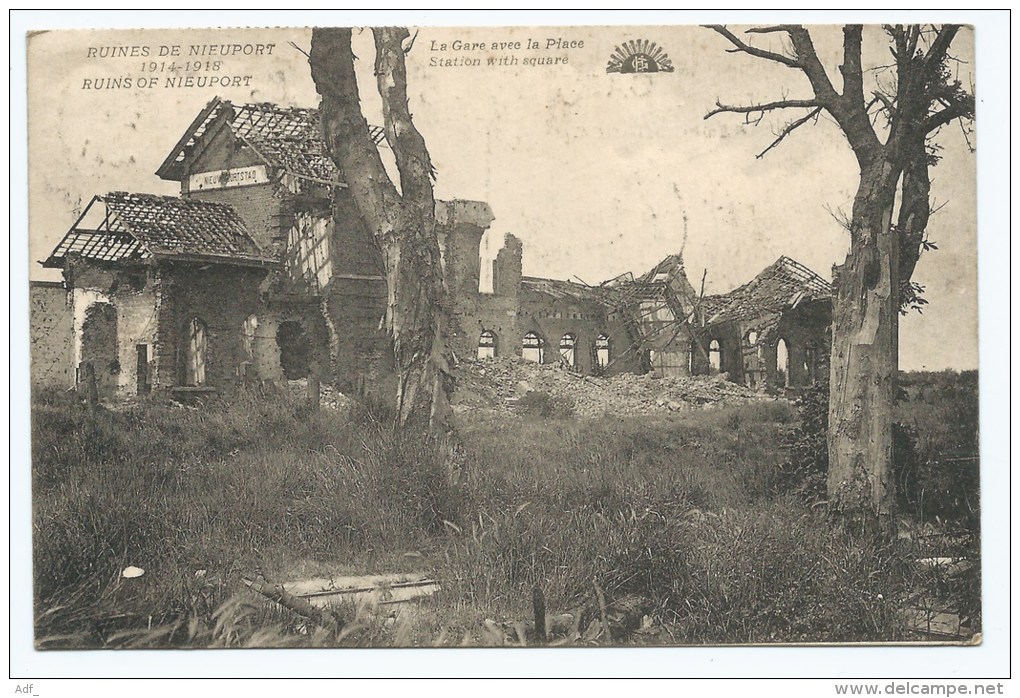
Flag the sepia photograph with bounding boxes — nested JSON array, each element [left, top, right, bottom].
[[12, 11, 1007, 679]]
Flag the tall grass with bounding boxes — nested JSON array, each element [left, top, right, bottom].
[[440, 404, 915, 643], [32, 385, 967, 647], [32, 386, 458, 646]]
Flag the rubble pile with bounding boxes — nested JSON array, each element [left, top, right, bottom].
[[285, 378, 352, 411], [452, 357, 773, 418]]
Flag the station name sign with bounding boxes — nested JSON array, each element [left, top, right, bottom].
[[188, 165, 269, 191]]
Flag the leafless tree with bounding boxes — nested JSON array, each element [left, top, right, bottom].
[[705, 24, 974, 536], [309, 27, 451, 434]]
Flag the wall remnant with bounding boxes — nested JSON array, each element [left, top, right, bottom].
[[29, 281, 73, 390], [34, 98, 832, 400]]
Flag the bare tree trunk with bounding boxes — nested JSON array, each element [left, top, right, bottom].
[[706, 23, 973, 538], [310, 27, 452, 434], [896, 139, 933, 307], [827, 160, 902, 537]]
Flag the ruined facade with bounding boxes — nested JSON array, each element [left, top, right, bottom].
[[615, 255, 832, 389], [36, 97, 831, 399], [42, 193, 273, 399]]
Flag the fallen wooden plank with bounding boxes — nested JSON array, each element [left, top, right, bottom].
[[242, 576, 343, 629], [281, 571, 432, 596], [279, 571, 440, 610], [903, 607, 966, 638]]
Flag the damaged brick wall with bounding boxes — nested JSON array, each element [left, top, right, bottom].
[[66, 261, 160, 398], [434, 201, 522, 365], [155, 263, 267, 391], [760, 300, 830, 389], [518, 291, 638, 375], [239, 301, 330, 383], [447, 236, 522, 363], [492, 234, 523, 297], [701, 299, 830, 391], [29, 281, 73, 389], [181, 126, 395, 392], [191, 183, 283, 261]]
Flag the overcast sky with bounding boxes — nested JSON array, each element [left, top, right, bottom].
[[27, 24, 978, 371]]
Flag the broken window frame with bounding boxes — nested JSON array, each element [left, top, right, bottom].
[[522, 331, 545, 364], [559, 333, 577, 367], [709, 338, 722, 373], [186, 316, 208, 387], [477, 329, 497, 360], [594, 333, 610, 370]]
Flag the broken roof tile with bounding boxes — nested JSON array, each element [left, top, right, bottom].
[[156, 97, 385, 184], [521, 276, 622, 305], [44, 192, 274, 268], [702, 256, 832, 324]]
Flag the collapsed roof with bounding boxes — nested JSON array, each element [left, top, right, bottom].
[[701, 256, 832, 325], [520, 276, 622, 306], [155, 98, 385, 185], [43, 192, 275, 269]]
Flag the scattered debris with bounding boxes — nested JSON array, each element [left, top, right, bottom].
[[903, 607, 968, 639], [453, 356, 776, 418], [285, 378, 351, 411]]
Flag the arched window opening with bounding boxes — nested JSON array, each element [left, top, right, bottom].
[[559, 333, 577, 367], [776, 338, 790, 388], [709, 339, 722, 373], [522, 332, 544, 363], [594, 333, 610, 370], [186, 317, 208, 386], [744, 330, 761, 389], [277, 321, 311, 380], [478, 330, 497, 359]]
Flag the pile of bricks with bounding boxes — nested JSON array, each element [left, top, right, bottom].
[[453, 356, 772, 418]]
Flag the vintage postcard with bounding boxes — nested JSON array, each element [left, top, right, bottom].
[[20, 17, 992, 667]]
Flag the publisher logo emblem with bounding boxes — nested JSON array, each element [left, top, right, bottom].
[[606, 40, 674, 74]]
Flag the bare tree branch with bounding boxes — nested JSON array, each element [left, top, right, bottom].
[[924, 25, 961, 76], [403, 29, 419, 54], [923, 97, 974, 133], [840, 25, 865, 102], [374, 27, 436, 203], [705, 98, 822, 120], [310, 28, 401, 231], [288, 40, 310, 61], [784, 26, 839, 102], [756, 106, 823, 158], [872, 90, 897, 119], [957, 116, 975, 153], [704, 25, 801, 68], [744, 25, 801, 35]]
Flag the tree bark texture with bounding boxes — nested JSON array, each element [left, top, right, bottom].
[[827, 159, 902, 537], [309, 27, 452, 434], [705, 24, 972, 536]]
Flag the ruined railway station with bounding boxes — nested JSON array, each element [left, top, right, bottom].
[[32, 97, 833, 400]]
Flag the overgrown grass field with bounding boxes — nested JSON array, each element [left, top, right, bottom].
[[31, 371, 979, 648]]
